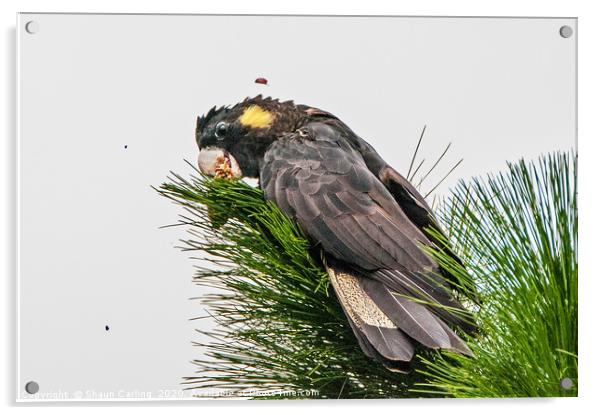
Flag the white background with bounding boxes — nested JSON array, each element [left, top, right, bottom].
[[17, 12, 575, 401], [2, 0, 601, 414]]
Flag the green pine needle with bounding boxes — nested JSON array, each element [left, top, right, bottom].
[[413, 151, 578, 397]]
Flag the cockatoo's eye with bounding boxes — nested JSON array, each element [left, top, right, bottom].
[[214, 121, 228, 140]]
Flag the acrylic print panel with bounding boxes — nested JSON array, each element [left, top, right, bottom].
[[17, 13, 577, 401]]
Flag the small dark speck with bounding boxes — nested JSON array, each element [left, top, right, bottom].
[[105, 325, 110, 331], [255, 77, 268, 85], [124, 145, 128, 149]]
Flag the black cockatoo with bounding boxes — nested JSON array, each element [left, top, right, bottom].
[[195, 96, 475, 372]]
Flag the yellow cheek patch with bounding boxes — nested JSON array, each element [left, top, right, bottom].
[[238, 105, 274, 129]]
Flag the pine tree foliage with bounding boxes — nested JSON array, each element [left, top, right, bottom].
[[157, 151, 577, 398], [414, 152, 577, 397], [158, 169, 433, 398]]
